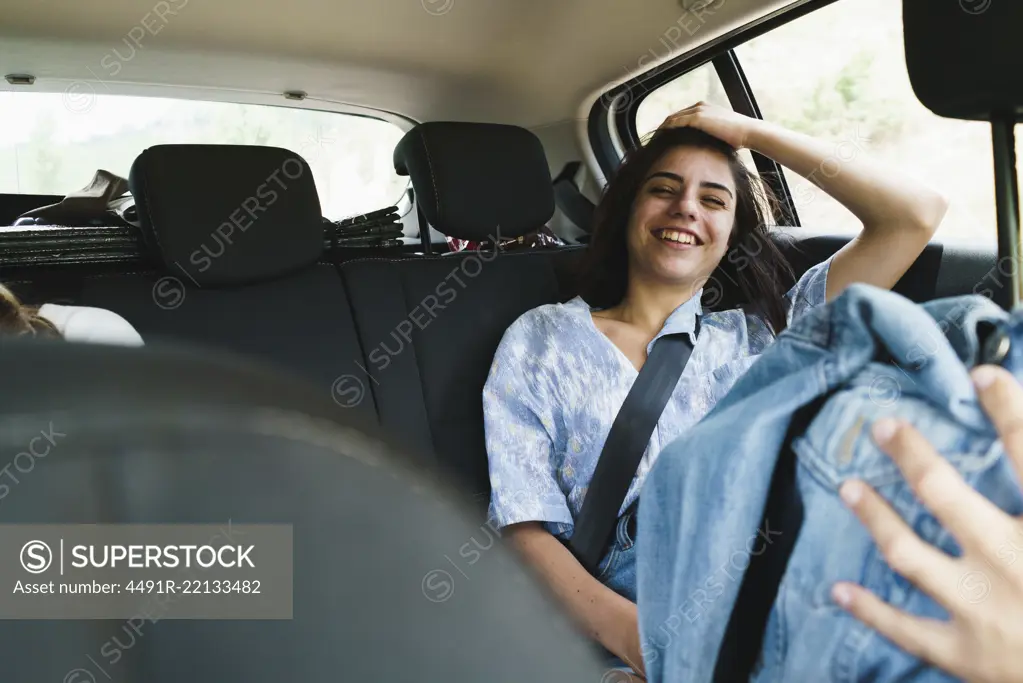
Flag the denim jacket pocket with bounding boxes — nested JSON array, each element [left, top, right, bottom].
[[789, 378, 1009, 683], [792, 379, 1001, 492]]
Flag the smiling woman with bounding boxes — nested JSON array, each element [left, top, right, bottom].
[[578, 124, 793, 335], [481, 101, 948, 676]]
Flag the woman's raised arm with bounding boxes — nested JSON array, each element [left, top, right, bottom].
[[660, 102, 948, 301]]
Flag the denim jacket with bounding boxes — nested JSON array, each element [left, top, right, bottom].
[[637, 283, 1023, 683]]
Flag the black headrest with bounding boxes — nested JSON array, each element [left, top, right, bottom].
[[393, 122, 555, 241], [904, 0, 1023, 121], [130, 145, 324, 287], [0, 338, 607, 681]]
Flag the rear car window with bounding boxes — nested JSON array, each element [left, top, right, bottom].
[[0, 92, 408, 219]]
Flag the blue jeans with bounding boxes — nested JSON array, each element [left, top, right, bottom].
[[597, 501, 639, 603], [637, 284, 1023, 683], [594, 503, 639, 673]]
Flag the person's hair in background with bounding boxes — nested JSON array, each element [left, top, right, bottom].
[[575, 126, 796, 335], [0, 283, 61, 338]]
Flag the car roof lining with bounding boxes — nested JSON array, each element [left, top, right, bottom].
[[0, 0, 793, 128]]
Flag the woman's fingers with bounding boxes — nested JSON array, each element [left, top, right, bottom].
[[660, 113, 694, 130], [840, 478, 963, 611], [660, 103, 707, 129], [833, 366, 1023, 683], [832, 582, 959, 671], [666, 102, 703, 118], [871, 418, 1017, 560], [973, 364, 1023, 487]]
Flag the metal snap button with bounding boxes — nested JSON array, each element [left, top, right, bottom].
[[981, 326, 1011, 365]]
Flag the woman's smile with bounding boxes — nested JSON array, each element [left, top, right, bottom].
[[652, 227, 703, 250]]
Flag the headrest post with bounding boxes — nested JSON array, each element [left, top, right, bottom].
[[991, 113, 1021, 310], [416, 204, 433, 254]]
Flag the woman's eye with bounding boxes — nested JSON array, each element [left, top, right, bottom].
[[703, 196, 727, 207]]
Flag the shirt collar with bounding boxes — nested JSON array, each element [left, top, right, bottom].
[[651, 289, 703, 351], [573, 290, 703, 351]]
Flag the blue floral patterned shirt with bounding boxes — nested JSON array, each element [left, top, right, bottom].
[[483, 257, 833, 538]]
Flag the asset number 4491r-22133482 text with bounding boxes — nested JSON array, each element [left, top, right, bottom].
[[125, 579, 262, 594]]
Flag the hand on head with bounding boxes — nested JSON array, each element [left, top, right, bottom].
[[658, 101, 757, 150]]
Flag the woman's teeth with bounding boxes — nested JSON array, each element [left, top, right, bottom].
[[659, 229, 697, 245]]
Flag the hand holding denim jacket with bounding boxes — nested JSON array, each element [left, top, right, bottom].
[[637, 283, 1023, 683]]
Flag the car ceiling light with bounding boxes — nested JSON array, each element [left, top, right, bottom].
[[5, 74, 36, 86]]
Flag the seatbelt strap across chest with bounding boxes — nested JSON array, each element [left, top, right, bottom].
[[569, 320, 700, 574]]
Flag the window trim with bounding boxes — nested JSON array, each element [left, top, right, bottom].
[[587, 0, 841, 205], [713, 51, 800, 226]]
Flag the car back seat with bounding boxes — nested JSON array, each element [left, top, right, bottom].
[[71, 144, 378, 427], [342, 122, 585, 509]]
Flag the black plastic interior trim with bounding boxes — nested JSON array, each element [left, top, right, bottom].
[[992, 114, 1021, 310], [624, 55, 716, 148], [713, 51, 800, 227], [617, 96, 638, 151], [587, 97, 620, 180], [0, 224, 425, 270], [0, 193, 66, 225], [590, 0, 841, 175], [933, 241, 1001, 301], [626, 0, 840, 117]]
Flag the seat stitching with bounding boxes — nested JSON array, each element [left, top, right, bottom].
[[418, 127, 442, 230], [394, 262, 438, 460], [334, 263, 382, 421]]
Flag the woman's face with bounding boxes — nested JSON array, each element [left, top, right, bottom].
[[624, 145, 737, 294]]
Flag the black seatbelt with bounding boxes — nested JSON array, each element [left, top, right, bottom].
[[553, 161, 596, 233], [569, 321, 700, 574], [710, 395, 824, 681]]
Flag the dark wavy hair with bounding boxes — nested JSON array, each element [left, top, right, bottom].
[[575, 126, 796, 335]]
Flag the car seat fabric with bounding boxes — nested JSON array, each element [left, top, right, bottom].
[[0, 337, 607, 682], [74, 144, 378, 426], [347, 121, 585, 506]]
